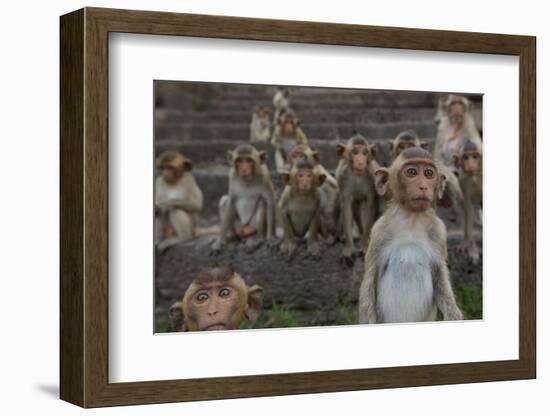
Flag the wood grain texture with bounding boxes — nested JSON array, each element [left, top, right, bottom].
[[59, 7, 537, 408]]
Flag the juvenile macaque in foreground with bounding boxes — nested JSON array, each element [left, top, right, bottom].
[[278, 160, 326, 258], [454, 141, 483, 264], [358, 148, 463, 324], [335, 134, 379, 263], [271, 110, 308, 172], [169, 266, 263, 331], [214, 144, 276, 252], [287, 145, 338, 238], [249, 106, 271, 142], [272, 86, 291, 126], [434, 95, 482, 170], [155, 151, 203, 248], [387, 130, 463, 209]]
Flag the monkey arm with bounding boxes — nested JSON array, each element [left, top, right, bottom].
[[358, 239, 379, 324], [341, 194, 355, 257], [165, 177, 204, 214], [317, 165, 338, 189], [432, 259, 463, 321], [217, 195, 237, 246], [277, 189, 295, 243], [271, 127, 282, 149], [263, 190, 277, 240], [296, 128, 308, 145]]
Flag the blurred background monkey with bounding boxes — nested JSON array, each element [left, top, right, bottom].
[[388, 130, 428, 160], [358, 148, 463, 324], [335, 134, 379, 263], [287, 144, 338, 239], [249, 106, 271, 142], [434, 95, 482, 170], [214, 144, 276, 253], [278, 160, 326, 259], [454, 141, 483, 264], [272, 86, 291, 127], [169, 266, 263, 331], [271, 110, 308, 172], [155, 150, 203, 249]]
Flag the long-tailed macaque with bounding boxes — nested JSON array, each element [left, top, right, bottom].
[[454, 141, 483, 264], [169, 266, 263, 331], [287, 145, 338, 238], [155, 151, 203, 248], [249, 106, 271, 142], [213, 144, 276, 252], [434, 95, 482, 170], [386, 130, 463, 209], [358, 148, 463, 324], [388, 130, 429, 159], [272, 86, 291, 126], [278, 160, 326, 258], [271, 109, 308, 172], [335, 134, 379, 263]]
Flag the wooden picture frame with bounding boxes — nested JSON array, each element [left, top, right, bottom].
[[60, 7, 536, 408]]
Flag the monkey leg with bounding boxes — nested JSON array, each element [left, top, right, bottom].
[[241, 203, 266, 253], [168, 209, 195, 241], [274, 150, 288, 173]]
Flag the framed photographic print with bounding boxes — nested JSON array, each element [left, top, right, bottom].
[[60, 7, 536, 408]]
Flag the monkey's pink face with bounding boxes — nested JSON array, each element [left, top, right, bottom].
[[400, 162, 438, 212], [461, 152, 482, 176], [282, 119, 297, 136], [236, 157, 255, 180], [449, 102, 465, 126], [160, 165, 178, 184], [189, 282, 242, 331], [350, 145, 369, 175], [295, 168, 315, 193]]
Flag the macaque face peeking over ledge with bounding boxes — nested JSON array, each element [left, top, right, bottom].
[[295, 168, 315, 193], [170, 267, 263, 332]]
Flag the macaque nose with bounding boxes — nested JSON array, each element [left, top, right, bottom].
[[207, 303, 218, 316], [419, 184, 428, 191]]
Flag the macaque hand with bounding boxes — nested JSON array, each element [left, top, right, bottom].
[[340, 244, 356, 266], [307, 241, 321, 259], [211, 238, 225, 254], [444, 307, 464, 321], [280, 240, 296, 258]]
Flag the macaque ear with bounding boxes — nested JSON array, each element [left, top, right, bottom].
[[420, 141, 429, 150], [258, 150, 267, 163], [368, 144, 377, 158], [374, 168, 390, 196], [281, 172, 291, 185], [183, 160, 193, 172], [336, 143, 347, 158], [438, 173, 448, 200], [387, 142, 394, 152], [245, 285, 264, 321], [169, 302, 186, 332], [311, 150, 321, 164], [453, 154, 461, 168], [318, 174, 326, 186], [227, 151, 234, 164]]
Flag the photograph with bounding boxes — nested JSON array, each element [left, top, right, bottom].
[[153, 82, 483, 333]]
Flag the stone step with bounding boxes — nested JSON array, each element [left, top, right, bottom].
[[156, 107, 439, 125], [155, 120, 438, 142]]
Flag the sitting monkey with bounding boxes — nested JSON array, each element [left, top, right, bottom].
[[334, 133, 380, 263], [169, 266, 263, 331], [358, 148, 463, 324], [272, 86, 291, 127], [454, 141, 483, 264], [249, 106, 271, 142], [155, 150, 203, 249], [214, 144, 277, 253], [271, 109, 308, 173], [278, 159, 326, 259], [287, 145, 338, 240]]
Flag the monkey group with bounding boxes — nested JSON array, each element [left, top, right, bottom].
[[158, 89, 482, 329]]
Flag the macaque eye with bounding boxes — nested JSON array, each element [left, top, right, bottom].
[[405, 167, 417, 177], [351, 148, 359, 155], [218, 288, 231, 298], [361, 149, 369, 155], [196, 292, 209, 302], [424, 168, 435, 178], [472, 154, 479, 160]]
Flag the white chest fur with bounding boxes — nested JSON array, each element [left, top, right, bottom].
[[377, 226, 438, 323]]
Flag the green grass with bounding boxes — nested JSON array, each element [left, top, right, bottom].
[[156, 285, 482, 332]]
